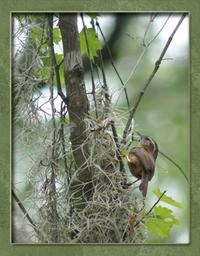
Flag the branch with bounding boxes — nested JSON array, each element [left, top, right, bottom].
[[80, 14, 98, 118], [12, 188, 36, 228], [134, 190, 167, 227], [96, 21, 131, 112], [46, 14, 59, 242], [92, 21, 126, 176], [12, 189, 48, 243], [158, 150, 188, 182], [45, 15, 66, 104], [59, 14, 92, 209], [142, 13, 171, 47], [121, 13, 187, 145], [111, 121, 126, 175], [59, 101, 70, 184]]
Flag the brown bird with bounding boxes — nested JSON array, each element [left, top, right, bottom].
[[126, 132, 158, 197]]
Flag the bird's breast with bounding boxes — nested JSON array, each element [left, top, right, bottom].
[[127, 154, 143, 179]]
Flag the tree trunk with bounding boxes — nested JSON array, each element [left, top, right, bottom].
[[59, 14, 92, 210]]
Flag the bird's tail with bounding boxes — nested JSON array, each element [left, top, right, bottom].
[[139, 174, 148, 197]]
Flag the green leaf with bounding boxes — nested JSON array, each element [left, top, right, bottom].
[[79, 28, 102, 62], [153, 188, 184, 208], [55, 53, 65, 87], [86, 13, 100, 20], [154, 206, 179, 225], [64, 117, 70, 124], [53, 27, 62, 45], [55, 53, 63, 64], [147, 206, 179, 238], [120, 147, 129, 156], [35, 67, 50, 81], [147, 218, 173, 238], [30, 26, 44, 48]]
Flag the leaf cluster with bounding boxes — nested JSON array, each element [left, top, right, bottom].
[[146, 189, 184, 238]]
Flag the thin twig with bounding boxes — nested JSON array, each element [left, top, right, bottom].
[[159, 150, 188, 182], [134, 190, 167, 227], [45, 14, 65, 103], [60, 101, 70, 184], [80, 13, 98, 119], [145, 190, 167, 216], [114, 47, 147, 110], [96, 21, 131, 112], [12, 189, 36, 228], [23, 16, 46, 82], [90, 19, 126, 176], [111, 121, 126, 175], [90, 19, 110, 112], [121, 13, 187, 145], [46, 14, 59, 243], [147, 14, 171, 46], [142, 13, 172, 47]]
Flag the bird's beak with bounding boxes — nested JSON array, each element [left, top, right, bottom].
[[136, 131, 147, 146], [135, 131, 144, 141], [135, 130, 142, 137]]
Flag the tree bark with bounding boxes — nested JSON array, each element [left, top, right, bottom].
[[59, 14, 92, 210]]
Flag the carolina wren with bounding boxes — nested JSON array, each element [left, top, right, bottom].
[[127, 132, 158, 197]]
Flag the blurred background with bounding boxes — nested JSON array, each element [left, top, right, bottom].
[[13, 13, 189, 243], [96, 13, 189, 243]]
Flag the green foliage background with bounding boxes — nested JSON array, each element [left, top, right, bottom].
[[12, 13, 188, 243], [84, 13, 188, 243], [1, 0, 200, 255]]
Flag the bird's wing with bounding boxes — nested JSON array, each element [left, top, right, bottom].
[[129, 147, 155, 176]]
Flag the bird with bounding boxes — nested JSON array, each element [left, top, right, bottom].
[[126, 132, 158, 197]]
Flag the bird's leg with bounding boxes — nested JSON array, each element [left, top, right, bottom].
[[121, 178, 140, 189]]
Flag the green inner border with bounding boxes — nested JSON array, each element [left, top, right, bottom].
[[0, 1, 199, 255]]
